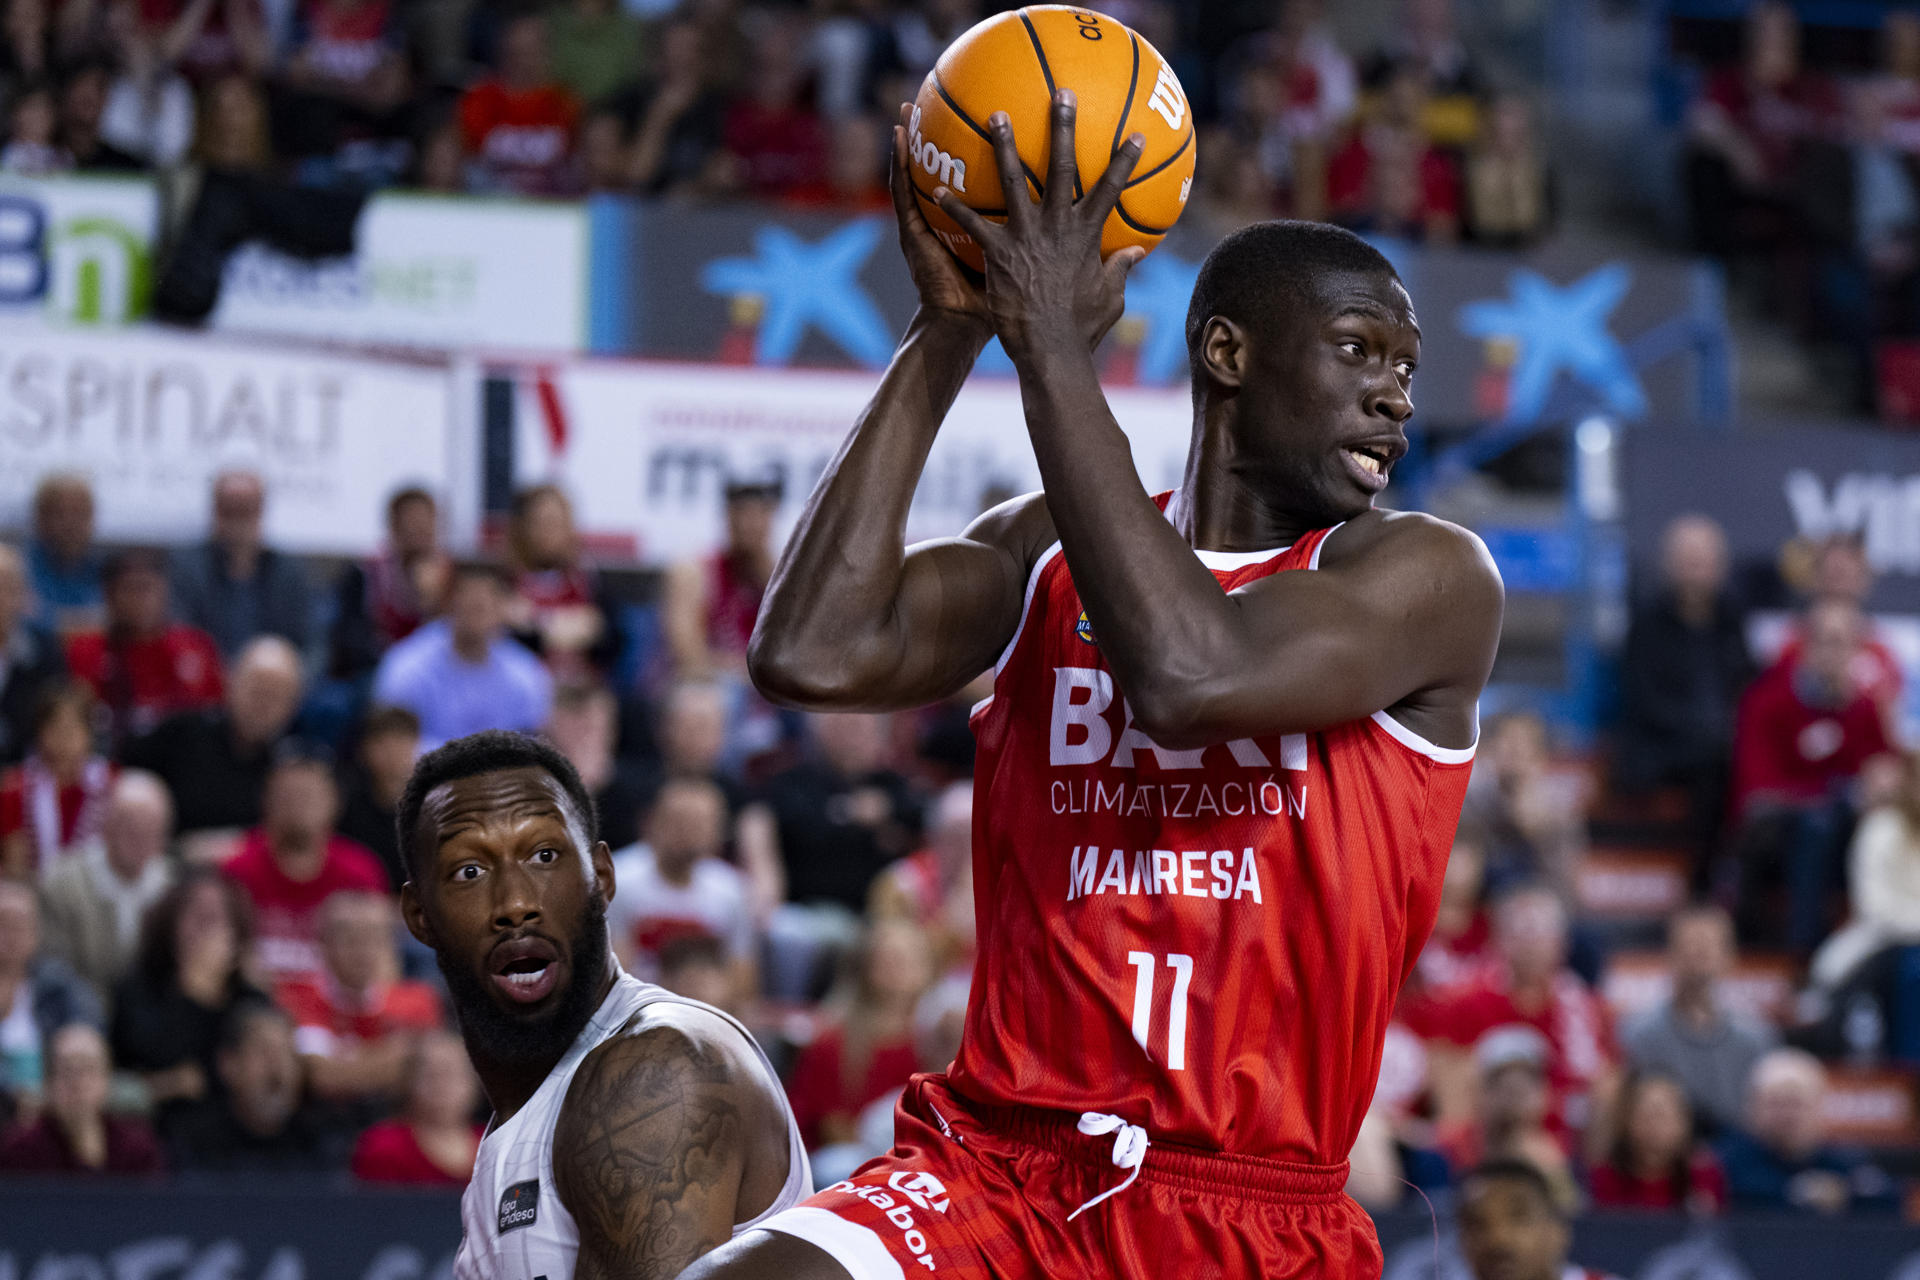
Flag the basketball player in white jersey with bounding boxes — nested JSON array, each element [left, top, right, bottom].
[[396, 730, 810, 1279]]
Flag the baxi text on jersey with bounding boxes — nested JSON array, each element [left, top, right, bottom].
[[1049, 776, 1306, 819], [1066, 846, 1264, 903]]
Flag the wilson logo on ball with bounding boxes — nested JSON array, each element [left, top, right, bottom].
[[1147, 59, 1186, 131], [908, 104, 969, 194]]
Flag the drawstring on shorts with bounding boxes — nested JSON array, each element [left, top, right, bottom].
[[1067, 1112, 1150, 1220]]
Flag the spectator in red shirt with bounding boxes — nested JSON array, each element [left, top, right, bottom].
[[784, 917, 934, 1150], [222, 749, 387, 984], [0, 1023, 163, 1175], [1427, 884, 1619, 1152], [65, 549, 224, 748], [1731, 599, 1898, 950], [134, 0, 269, 84], [329, 487, 451, 683], [276, 891, 441, 1110], [1684, 0, 1840, 260], [1327, 60, 1460, 242], [665, 474, 780, 683], [505, 485, 622, 681], [0, 682, 113, 878], [719, 14, 825, 199], [350, 1028, 482, 1185], [1776, 536, 1903, 726], [1588, 1070, 1728, 1213], [458, 12, 579, 197]]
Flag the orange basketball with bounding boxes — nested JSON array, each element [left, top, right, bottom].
[[905, 5, 1196, 273]]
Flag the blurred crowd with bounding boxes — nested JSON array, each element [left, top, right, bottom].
[[0, 0, 1552, 247], [0, 463, 982, 1186], [1679, 1, 1920, 411], [1340, 508, 1920, 1228]]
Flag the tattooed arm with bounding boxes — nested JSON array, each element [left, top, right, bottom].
[[552, 1008, 778, 1280]]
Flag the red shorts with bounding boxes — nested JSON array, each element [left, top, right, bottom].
[[757, 1074, 1381, 1279]]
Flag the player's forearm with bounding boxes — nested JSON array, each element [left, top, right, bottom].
[[749, 307, 990, 704], [1012, 339, 1250, 738]]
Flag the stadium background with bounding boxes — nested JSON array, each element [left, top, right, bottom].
[[3, 0, 1920, 1275]]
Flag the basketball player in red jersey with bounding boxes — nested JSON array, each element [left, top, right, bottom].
[[684, 92, 1503, 1280]]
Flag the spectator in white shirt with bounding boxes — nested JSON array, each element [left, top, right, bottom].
[[608, 777, 755, 1004], [38, 771, 176, 1010]]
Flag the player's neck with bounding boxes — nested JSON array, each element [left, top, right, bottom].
[[1175, 411, 1325, 551]]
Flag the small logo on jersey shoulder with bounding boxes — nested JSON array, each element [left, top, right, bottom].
[[887, 1170, 952, 1213], [498, 1180, 540, 1234], [1074, 610, 1097, 645]]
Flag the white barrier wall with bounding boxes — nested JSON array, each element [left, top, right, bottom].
[[508, 360, 1198, 566], [0, 323, 459, 554]]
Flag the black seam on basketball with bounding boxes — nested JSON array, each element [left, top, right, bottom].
[[1112, 201, 1171, 236], [908, 172, 1008, 217], [1111, 31, 1140, 160], [1124, 123, 1194, 188], [1019, 10, 1080, 200], [933, 71, 1047, 200]]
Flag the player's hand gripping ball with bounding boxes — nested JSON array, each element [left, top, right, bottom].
[[905, 5, 1196, 272]]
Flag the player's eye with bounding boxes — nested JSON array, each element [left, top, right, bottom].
[[1337, 340, 1364, 358], [1395, 360, 1417, 379], [531, 847, 561, 864], [451, 864, 483, 882]]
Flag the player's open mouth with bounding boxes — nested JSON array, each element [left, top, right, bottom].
[[489, 936, 563, 1004], [1341, 447, 1392, 493]]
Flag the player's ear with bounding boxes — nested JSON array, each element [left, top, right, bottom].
[[400, 881, 437, 948], [591, 840, 616, 904], [1199, 316, 1246, 390]]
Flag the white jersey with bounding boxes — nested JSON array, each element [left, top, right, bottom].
[[455, 967, 811, 1280]]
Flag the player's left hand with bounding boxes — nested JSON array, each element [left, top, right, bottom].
[[932, 89, 1147, 363]]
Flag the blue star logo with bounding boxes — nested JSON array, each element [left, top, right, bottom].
[[1123, 250, 1202, 386], [1458, 265, 1647, 425], [701, 221, 896, 368]]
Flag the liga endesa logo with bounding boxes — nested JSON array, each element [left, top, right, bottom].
[[887, 1170, 952, 1213]]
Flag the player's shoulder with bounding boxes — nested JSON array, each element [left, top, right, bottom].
[[561, 998, 772, 1126], [1316, 509, 1503, 593], [961, 489, 1057, 574]]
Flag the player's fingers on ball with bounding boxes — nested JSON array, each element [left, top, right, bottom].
[[1102, 244, 1147, 293], [985, 111, 1030, 224], [888, 127, 916, 217], [1089, 132, 1146, 223], [934, 186, 996, 245], [1046, 88, 1078, 214]]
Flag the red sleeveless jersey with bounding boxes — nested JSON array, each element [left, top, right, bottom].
[[950, 511, 1475, 1164]]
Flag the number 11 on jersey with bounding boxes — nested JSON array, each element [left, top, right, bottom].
[[1127, 951, 1194, 1070]]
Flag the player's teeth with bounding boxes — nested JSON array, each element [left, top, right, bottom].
[[1351, 450, 1380, 475]]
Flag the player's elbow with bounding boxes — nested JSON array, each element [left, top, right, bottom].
[[1126, 680, 1229, 752], [746, 625, 862, 708]]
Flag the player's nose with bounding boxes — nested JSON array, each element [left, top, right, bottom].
[[1364, 371, 1413, 425]]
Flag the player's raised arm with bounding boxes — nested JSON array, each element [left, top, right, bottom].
[[747, 106, 1120, 712], [935, 93, 1502, 750], [553, 1018, 762, 1280]]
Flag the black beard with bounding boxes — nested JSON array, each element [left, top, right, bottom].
[[439, 891, 611, 1074]]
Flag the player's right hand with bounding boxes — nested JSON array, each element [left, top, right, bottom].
[[892, 102, 991, 329]]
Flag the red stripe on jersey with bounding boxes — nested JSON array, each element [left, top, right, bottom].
[[952, 501, 1475, 1163]]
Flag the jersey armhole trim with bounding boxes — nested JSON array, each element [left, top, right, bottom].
[[756, 1207, 909, 1280], [990, 541, 1064, 680], [1369, 709, 1477, 764], [1307, 520, 1348, 571]]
